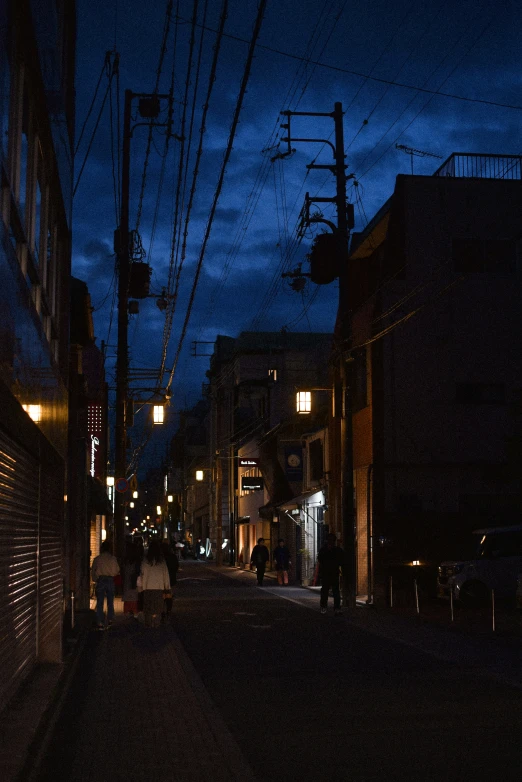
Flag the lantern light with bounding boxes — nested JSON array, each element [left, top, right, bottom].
[[156, 505, 162, 515], [106, 476, 115, 487], [133, 490, 138, 499], [196, 470, 204, 482], [153, 405, 164, 424], [23, 404, 42, 423], [167, 495, 173, 503], [130, 502, 135, 508], [296, 391, 312, 414]]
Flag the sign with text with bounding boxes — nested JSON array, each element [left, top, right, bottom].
[[87, 403, 104, 479], [241, 475, 264, 492], [239, 457, 260, 467]]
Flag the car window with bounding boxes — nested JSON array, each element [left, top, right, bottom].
[[485, 531, 522, 558]]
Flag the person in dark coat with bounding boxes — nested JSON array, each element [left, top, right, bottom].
[[318, 532, 345, 615], [161, 542, 179, 618], [250, 537, 270, 586], [273, 538, 291, 585]]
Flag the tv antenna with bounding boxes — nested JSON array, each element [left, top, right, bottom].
[[395, 144, 442, 174]]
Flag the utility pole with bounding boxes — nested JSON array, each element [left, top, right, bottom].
[[114, 89, 132, 560], [281, 102, 356, 608], [114, 89, 173, 561]]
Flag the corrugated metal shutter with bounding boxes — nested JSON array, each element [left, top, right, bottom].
[[0, 429, 39, 705], [38, 463, 64, 662]]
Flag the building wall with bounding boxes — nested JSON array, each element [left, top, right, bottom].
[[0, 0, 75, 703], [354, 174, 522, 587]]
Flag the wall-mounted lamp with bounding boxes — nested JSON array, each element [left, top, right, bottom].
[[23, 404, 42, 423], [296, 391, 312, 414], [167, 495, 173, 503], [133, 490, 138, 499], [156, 505, 162, 515], [106, 476, 115, 487], [153, 405, 164, 425], [195, 470, 204, 482], [129, 502, 135, 508]]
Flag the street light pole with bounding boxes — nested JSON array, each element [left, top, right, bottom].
[[280, 102, 355, 608], [114, 88, 133, 561], [333, 102, 356, 610]]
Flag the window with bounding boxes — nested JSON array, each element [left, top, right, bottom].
[[453, 238, 517, 274], [456, 383, 505, 405]]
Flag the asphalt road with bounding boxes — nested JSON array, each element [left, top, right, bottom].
[[173, 563, 522, 782], [30, 561, 522, 782]]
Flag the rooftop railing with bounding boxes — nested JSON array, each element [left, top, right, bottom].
[[434, 153, 522, 180]]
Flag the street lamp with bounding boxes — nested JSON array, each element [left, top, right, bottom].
[[296, 391, 311, 414], [153, 405, 164, 424], [133, 490, 138, 498]]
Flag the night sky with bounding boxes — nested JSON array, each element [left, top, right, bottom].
[[73, 0, 522, 468]]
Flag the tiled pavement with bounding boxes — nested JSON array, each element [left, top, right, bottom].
[[31, 604, 256, 782]]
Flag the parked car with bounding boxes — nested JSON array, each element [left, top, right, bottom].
[[437, 524, 522, 605]]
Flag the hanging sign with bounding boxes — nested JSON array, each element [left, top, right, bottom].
[[239, 457, 260, 467], [241, 476, 264, 491]]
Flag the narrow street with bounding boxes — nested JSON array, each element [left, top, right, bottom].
[[34, 562, 522, 782]]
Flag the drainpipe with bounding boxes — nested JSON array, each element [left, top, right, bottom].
[[367, 464, 373, 604]]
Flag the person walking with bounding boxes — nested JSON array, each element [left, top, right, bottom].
[[122, 542, 140, 617], [140, 540, 171, 627], [318, 532, 345, 615], [250, 537, 270, 586], [273, 538, 291, 585], [195, 537, 204, 560], [161, 542, 179, 618], [91, 541, 120, 629]]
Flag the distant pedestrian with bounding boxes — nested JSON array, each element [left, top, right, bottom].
[[122, 542, 140, 617], [140, 540, 170, 627], [318, 533, 345, 615], [91, 541, 120, 629], [250, 537, 270, 586], [161, 542, 179, 618], [273, 538, 291, 585], [195, 537, 205, 560]]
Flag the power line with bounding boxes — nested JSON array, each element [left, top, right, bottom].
[[165, 0, 269, 397], [179, 13, 522, 113]]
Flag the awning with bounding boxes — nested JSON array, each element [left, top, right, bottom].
[[277, 488, 326, 511]]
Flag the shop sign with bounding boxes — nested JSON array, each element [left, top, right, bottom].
[[88, 403, 104, 479], [239, 457, 259, 467], [241, 476, 264, 491]]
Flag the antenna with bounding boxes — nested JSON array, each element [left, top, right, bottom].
[[395, 144, 442, 174]]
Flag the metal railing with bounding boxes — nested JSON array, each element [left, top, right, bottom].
[[434, 153, 522, 180]]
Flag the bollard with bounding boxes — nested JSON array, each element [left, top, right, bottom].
[[450, 588, 454, 623], [414, 578, 420, 616], [389, 575, 393, 608], [491, 588, 495, 633], [71, 590, 75, 630]]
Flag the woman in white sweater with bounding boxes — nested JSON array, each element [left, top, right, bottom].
[[141, 540, 170, 627]]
